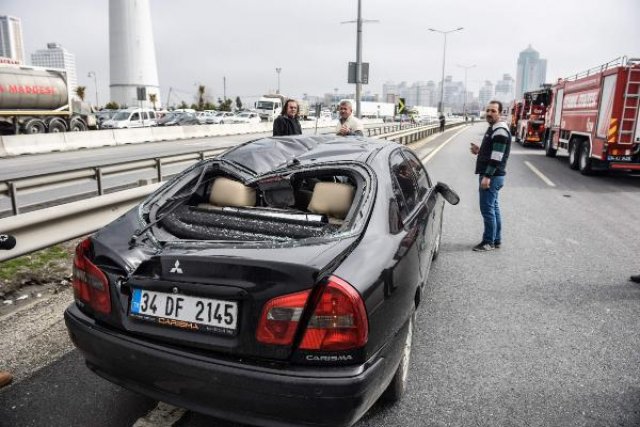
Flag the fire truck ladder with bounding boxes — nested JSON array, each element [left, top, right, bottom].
[[619, 59, 640, 146]]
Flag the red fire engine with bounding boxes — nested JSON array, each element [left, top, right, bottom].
[[508, 101, 522, 135], [544, 56, 640, 174], [514, 86, 552, 146]]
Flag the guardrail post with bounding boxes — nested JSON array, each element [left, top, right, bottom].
[[9, 182, 19, 216], [155, 158, 163, 183], [95, 168, 104, 195]]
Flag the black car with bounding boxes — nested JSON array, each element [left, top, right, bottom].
[[64, 135, 459, 427]]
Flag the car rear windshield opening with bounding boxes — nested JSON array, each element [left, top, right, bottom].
[[156, 171, 362, 242]]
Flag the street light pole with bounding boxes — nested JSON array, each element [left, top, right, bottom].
[[342, 0, 378, 119], [457, 64, 476, 118], [428, 27, 463, 115], [87, 71, 99, 108], [275, 67, 282, 94]]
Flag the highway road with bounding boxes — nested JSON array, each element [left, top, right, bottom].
[[1, 123, 639, 427]]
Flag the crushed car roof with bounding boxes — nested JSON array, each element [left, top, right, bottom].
[[221, 135, 391, 175]]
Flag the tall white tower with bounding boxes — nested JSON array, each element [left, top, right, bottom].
[[109, 0, 160, 108]]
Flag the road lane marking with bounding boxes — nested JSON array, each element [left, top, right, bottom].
[[524, 160, 556, 187], [133, 402, 186, 427], [421, 126, 470, 163]]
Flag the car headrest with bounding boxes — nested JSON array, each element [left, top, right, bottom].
[[209, 177, 256, 207], [307, 182, 355, 220]]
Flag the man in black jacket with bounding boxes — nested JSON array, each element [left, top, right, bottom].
[[273, 99, 302, 136], [470, 100, 511, 252]]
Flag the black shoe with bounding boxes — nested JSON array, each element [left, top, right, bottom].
[[472, 242, 494, 252], [494, 241, 501, 249], [630, 275, 640, 284]]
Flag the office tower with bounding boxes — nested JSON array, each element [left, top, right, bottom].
[[494, 73, 515, 106], [0, 15, 25, 64], [515, 45, 547, 98], [479, 80, 494, 108], [31, 43, 78, 94], [109, 0, 160, 108]]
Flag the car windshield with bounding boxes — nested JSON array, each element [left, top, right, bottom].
[[112, 111, 130, 120], [256, 101, 275, 109]]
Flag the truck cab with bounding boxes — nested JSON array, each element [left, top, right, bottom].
[[255, 95, 284, 121]]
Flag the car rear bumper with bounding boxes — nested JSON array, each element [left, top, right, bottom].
[[64, 304, 395, 427]]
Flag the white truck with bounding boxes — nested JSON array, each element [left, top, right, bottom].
[[255, 94, 310, 121], [0, 64, 97, 134]]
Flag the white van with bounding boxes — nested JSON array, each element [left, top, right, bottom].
[[101, 108, 157, 129]]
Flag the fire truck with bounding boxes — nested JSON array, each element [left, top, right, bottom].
[[544, 56, 640, 174], [508, 101, 522, 135], [514, 86, 552, 146]]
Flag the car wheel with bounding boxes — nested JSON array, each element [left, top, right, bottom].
[[579, 141, 594, 175], [432, 220, 443, 261], [544, 133, 557, 158], [568, 140, 580, 170], [382, 311, 415, 403]]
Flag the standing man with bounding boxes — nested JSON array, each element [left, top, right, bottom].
[[439, 114, 446, 132], [273, 99, 302, 136], [469, 100, 511, 252], [336, 100, 364, 136]]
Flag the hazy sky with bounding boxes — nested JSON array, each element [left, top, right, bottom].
[[4, 0, 639, 107]]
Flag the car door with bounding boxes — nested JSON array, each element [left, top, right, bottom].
[[129, 112, 142, 128], [401, 149, 436, 279], [388, 149, 422, 292]]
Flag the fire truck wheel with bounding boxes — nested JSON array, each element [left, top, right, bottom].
[[568, 141, 580, 170], [544, 137, 557, 158], [579, 142, 594, 175]]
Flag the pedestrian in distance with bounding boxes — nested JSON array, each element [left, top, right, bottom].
[[439, 114, 446, 132], [272, 99, 302, 136], [469, 100, 512, 252], [336, 100, 364, 136]]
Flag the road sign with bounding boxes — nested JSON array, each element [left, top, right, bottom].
[[137, 87, 147, 101], [397, 98, 406, 114], [348, 62, 370, 84]]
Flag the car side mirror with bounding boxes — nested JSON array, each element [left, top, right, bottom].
[[435, 182, 460, 205]]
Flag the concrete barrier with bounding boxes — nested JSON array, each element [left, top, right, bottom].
[[151, 126, 185, 141], [1, 132, 66, 155], [64, 129, 117, 149], [113, 127, 155, 145]]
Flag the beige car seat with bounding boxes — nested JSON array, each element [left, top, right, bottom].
[[307, 182, 355, 223], [203, 177, 256, 208]]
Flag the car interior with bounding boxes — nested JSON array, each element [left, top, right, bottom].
[[158, 172, 360, 241]]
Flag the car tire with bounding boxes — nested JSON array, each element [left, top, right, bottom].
[[578, 141, 594, 175], [381, 311, 415, 403], [568, 140, 580, 170], [544, 133, 557, 158], [432, 220, 442, 261]]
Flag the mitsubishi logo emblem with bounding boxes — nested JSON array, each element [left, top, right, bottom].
[[169, 260, 183, 274]]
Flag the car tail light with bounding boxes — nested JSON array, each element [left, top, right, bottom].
[[299, 276, 368, 351], [256, 276, 368, 351], [72, 238, 111, 314]]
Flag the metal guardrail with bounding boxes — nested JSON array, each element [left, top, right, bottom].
[[0, 122, 466, 261]]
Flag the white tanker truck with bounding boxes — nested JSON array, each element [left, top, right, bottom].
[[0, 65, 97, 135]]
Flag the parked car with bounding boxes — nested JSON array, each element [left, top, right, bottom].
[[196, 111, 215, 125], [211, 111, 236, 124], [64, 135, 459, 427], [157, 111, 200, 126], [230, 111, 261, 124], [100, 108, 157, 129], [96, 110, 117, 129]]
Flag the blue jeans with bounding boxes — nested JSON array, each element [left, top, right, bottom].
[[479, 175, 505, 244]]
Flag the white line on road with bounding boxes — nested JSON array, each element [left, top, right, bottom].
[[524, 160, 556, 187], [421, 126, 470, 163]]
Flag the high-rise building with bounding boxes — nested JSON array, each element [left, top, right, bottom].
[[109, 0, 160, 108], [0, 15, 25, 64], [31, 43, 78, 94], [494, 73, 515, 106], [515, 45, 547, 98], [479, 80, 494, 108]]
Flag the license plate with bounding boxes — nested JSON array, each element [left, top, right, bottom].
[[130, 288, 238, 335]]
